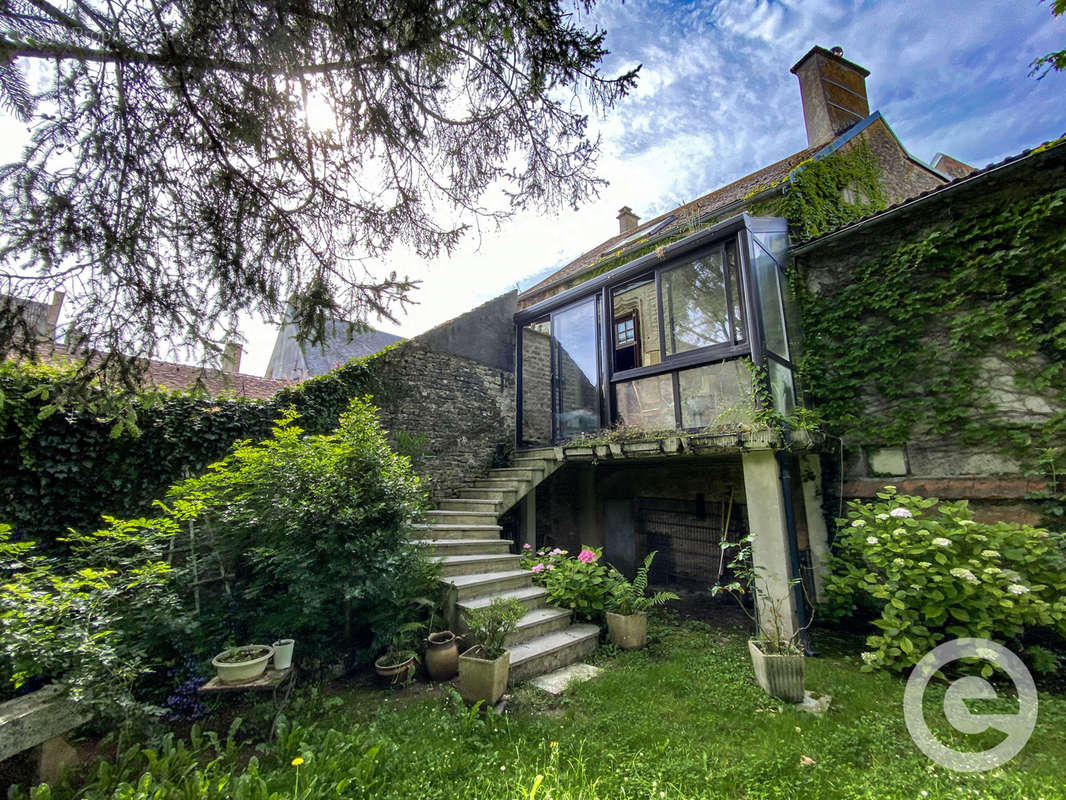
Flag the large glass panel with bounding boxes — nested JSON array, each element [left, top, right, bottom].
[[611, 276, 660, 370], [752, 240, 789, 360], [662, 248, 735, 356], [678, 360, 753, 429], [767, 358, 796, 416], [614, 373, 675, 430], [726, 242, 745, 344], [553, 297, 601, 440], [520, 318, 552, 446]]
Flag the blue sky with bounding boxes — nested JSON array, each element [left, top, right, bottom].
[[1, 1, 1062, 372]]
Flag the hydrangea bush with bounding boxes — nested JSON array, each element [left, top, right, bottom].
[[825, 487, 1066, 673], [520, 545, 609, 622]]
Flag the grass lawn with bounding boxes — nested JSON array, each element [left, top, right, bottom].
[[19, 615, 1066, 800]]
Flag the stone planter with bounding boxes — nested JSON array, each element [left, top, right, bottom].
[[593, 444, 611, 460], [748, 639, 805, 703], [662, 436, 683, 455], [621, 440, 662, 456], [606, 611, 648, 650], [425, 631, 459, 681], [458, 646, 510, 705], [608, 442, 624, 457], [562, 445, 595, 460], [212, 645, 274, 685]]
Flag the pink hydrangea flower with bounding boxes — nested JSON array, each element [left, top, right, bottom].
[[523, 543, 532, 550], [531, 563, 545, 573], [577, 548, 597, 563], [546, 564, 555, 569], [550, 548, 563, 555]]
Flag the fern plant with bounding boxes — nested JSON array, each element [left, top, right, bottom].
[[605, 552, 678, 616]]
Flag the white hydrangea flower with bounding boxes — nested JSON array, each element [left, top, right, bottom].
[[1008, 584, 1030, 595], [983, 566, 1001, 575], [949, 567, 979, 584], [918, 561, 932, 568], [893, 528, 906, 536], [980, 549, 1001, 559], [932, 537, 952, 548], [851, 519, 867, 528], [876, 513, 890, 521], [866, 536, 879, 545], [890, 507, 914, 518], [861, 652, 877, 664], [893, 558, 906, 566]]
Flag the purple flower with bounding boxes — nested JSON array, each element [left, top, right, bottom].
[[531, 563, 545, 573], [889, 508, 913, 518], [550, 548, 563, 555]]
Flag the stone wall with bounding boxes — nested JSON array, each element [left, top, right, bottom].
[[797, 144, 1066, 524], [857, 117, 944, 204], [369, 291, 518, 500]]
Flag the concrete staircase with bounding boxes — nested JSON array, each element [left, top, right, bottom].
[[412, 448, 598, 684]]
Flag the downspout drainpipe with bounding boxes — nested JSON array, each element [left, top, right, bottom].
[[776, 426, 812, 654]]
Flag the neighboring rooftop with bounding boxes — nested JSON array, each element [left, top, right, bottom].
[[265, 319, 402, 380]]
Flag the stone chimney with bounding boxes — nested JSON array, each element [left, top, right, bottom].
[[616, 206, 640, 235], [791, 45, 871, 147], [222, 342, 243, 374]]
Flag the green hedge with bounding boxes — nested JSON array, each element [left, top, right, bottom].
[[0, 352, 398, 546]]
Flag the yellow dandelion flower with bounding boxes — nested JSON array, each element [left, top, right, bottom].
[[291, 756, 304, 766], [549, 741, 558, 748]]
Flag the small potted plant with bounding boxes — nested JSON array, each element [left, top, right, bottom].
[[605, 551, 678, 649], [374, 623, 423, 687], [211, 644, 275, 684], [458, 597, 524, 705], [712, 536, 812, 703]]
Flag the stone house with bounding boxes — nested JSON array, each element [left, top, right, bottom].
[[388, 45, 1064, 659]]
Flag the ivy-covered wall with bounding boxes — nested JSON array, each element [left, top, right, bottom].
[[793, 141, 1066, 522], [0, 293, 518, 544]]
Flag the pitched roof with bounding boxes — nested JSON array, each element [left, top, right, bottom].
[[518, 144, 822, 302], [300, 326, 403, 376]]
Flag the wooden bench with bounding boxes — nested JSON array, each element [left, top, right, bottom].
[[0, 685, 90, 784]]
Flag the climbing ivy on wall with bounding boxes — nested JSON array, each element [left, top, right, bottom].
[[750, 138, 886, 240], [0, 349, 401, 545], [794, 184, 1066, 515]]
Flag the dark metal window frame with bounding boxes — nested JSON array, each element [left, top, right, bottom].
[[515, 213, 790, 444]]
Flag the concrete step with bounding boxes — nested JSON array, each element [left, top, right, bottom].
[[415, 539, 511, 557], [411, 522, 503, 540], [508, 624, 600, 685], [515, 448, 557, 460], [457, 585, 548, 615], [439, 498, 502, 513], [473, 477, 530, 488], [487, 467, 542, 482], [424, 510, 499, 526], [448, 570, 534, 601], [436, 553, 523, 577], [506, 607, 573, 645], [457, 487, 517, 503]]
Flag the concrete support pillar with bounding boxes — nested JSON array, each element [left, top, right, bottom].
[[519, 490, 537, 552], [800, 453, 831, 602], [741, 450, 798, 643], [578, 467, 601, 548]]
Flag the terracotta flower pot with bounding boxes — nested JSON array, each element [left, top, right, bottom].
[[374, 653, 417, 686], [458, 647, 509, 705], [748, 639, 805, 703], [606, 611, 648, 650], [425, 631, 459, 681]]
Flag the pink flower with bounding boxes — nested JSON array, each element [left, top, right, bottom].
[[531, 563, 545, 573], [546, 564, 555, 569], [550, 548, 563, 555], [523, 543, 532, 550], [577, 548, 597, 563]]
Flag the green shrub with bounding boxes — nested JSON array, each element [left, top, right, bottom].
[[825, 487, 1066, 672], [464, 597, 524, 659], [0, 520, 189, 718], [165, 398, 436, 667], [520, 545, 609, 622]]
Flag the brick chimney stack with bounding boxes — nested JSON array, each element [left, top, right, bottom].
[[616, 206, 640, 235], [222, 342, 243, 374], [791, 45, 871, 147]]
